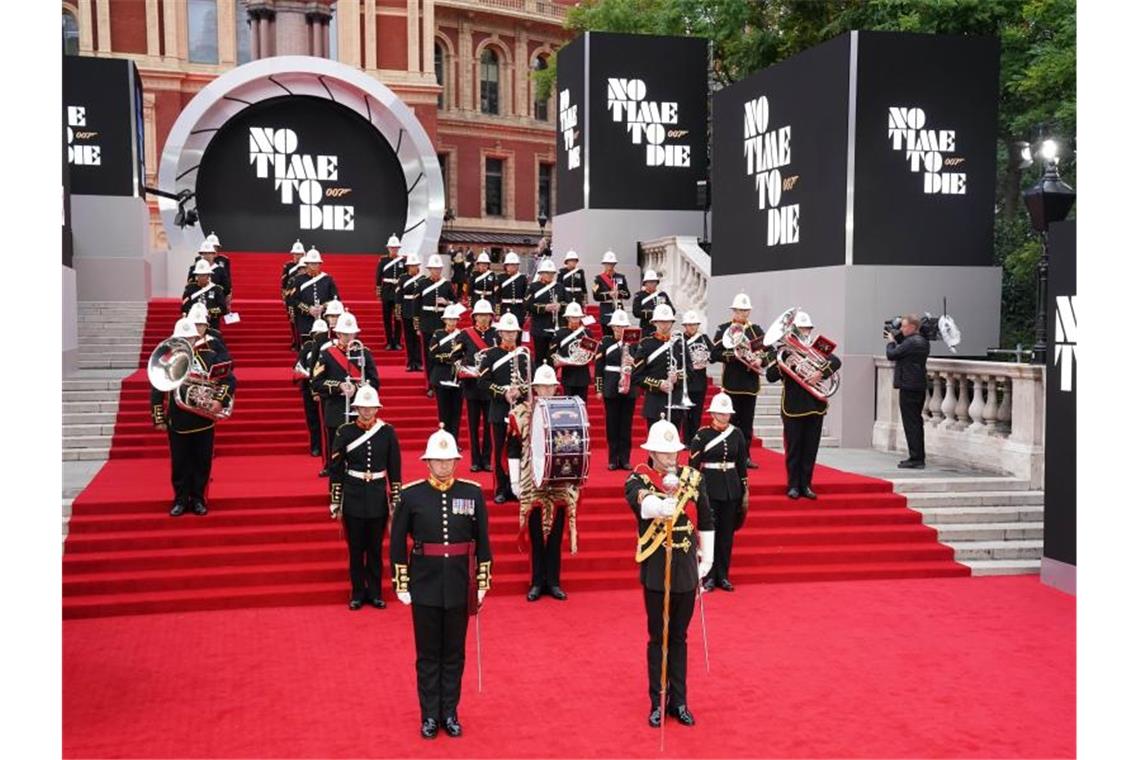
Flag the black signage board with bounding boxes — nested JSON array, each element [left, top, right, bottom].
[[63, 55, 145, 197], [1045, 218, 1076, 567]]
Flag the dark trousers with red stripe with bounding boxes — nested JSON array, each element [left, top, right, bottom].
[[343, 512, 387, 602], [300, 387, 321, 452], [412, 603, 470, 721], [728, 392, 757, 456], [491, 421, 512, 498], [435, 384, 463, 441], [382, 298, 401, 348], [603, 394, 636, 466], [466, 398, 492, 468]]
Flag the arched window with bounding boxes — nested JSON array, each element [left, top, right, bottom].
[[532, 55, 550, 121], [235, 0, 251, 64], [188, 0, 219, 64], [435, 42, 445, 108], [480, 48, 500, 115], [62, 8, 80, 55]]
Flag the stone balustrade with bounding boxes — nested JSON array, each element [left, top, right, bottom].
[[639, 235, 710, 327], [872, 357, 1045, 487]]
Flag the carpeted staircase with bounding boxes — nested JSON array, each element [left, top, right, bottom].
[[62, 252, 967, 618]]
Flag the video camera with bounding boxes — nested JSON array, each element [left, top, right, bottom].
[[883, 311, 961, 353]]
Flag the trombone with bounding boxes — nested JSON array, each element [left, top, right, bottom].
[[665, 330, 695, 424], [343, 338, 367, 424]]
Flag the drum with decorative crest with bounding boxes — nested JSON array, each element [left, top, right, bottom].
[[530, 396, 591, 487]]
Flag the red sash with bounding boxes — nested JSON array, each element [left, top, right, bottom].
[[464, 327, 492, 351], [599, 272, 616, 295], [326, 345, 362, 380]]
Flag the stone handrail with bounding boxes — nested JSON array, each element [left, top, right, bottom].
[[639, 235, 710, 328], [872, 357, 1045, 487], [436, 0, 568, 22]]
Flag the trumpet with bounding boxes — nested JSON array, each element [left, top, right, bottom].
[[666, 331, 695, 419], [763, 307, 840, 401]]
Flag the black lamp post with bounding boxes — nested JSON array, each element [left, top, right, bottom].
[[1022, 141, 1076, 364]]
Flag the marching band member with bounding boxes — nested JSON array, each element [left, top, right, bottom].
[[632, 304, 686, 434], [467, 251, 497, 307], [625, 418, 713, 728], [450, 247, 473, 299], [508, 364, 577, 602], [282, 240, 306, 350], [289, 248, 340, 338], [329, 384, 402, 611], [680, 311, 715, 445], [429, 303, 467, 441], [711, 294, 766, 469], [390, 427, 492, 740], [203, 231, 232, 303], [688, 392, 749, 592], [526, 257, 561, 364], [496, 250, 527, 324], [295, 319, 329, 458], [420, 255, 457, 396], [765, 311, 841, 500], [549, 301, 592, 402], [631, 269, 673, 333], [458, 299, 497, 472], [592, 249, 631, 327], [186, 239, 232, 302], [187, 302, 229, 360], [595, 309, 638, 470], [558, 250, 587, 313], [477, 312, 530, 504], [150, 318, 236, 517], [312, 312, 380, 478], [398, 253, 425, 372], [376, 234, 405, 350], [181, 259, 228, 329]]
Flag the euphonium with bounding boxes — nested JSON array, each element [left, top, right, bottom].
[[147, 336, 233, 421], [763, 307, 841, 401]]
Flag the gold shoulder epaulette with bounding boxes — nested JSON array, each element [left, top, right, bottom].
[[401, 478, 426, 489]]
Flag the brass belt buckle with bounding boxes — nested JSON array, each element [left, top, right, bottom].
[[362, 472, 372, 482]]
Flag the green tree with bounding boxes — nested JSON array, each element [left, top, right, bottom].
[[537, 0, 1075, 348]]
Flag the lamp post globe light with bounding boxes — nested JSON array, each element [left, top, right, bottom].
[[1022, 139, 1076, 365]]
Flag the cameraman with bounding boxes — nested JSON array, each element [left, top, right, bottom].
[[884, 314, 930, 469]]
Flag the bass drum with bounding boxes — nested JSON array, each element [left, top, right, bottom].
[[531, 396, 591, 488]]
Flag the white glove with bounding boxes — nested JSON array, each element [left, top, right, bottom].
[[697, 530, 715, 581], [478, 589, 487, 604], [329, 503, 341, 520], [397, 591, 412, 605], [640, 494, 674, 519]]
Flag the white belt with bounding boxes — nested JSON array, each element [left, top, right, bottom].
[[382, 278, 399, 284], [501, 298, 523, 304], [605, 366, 623, 373], [701, 462, 736, 471], [422, 306, 443, 312], [347, 469, 388, 482]]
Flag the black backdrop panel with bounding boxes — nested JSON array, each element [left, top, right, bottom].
[[63, 56, 144, 197], [555, 36, 586, 214], [62, 124, 74, 268], [1045, 219, 1076, 566], [195, 95, 408, 253], [851, 31, 999, 266], [710, 34, 850, 276], [586, 32, 708, 211]]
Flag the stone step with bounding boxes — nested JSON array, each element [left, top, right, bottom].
[[948, 539, 1043, 561], [63, 423, 119, 437], [62, 377, 128, 391], [63, 412, 119, 426], [77, 352, 141, 363], [917, 505, 1044, 525], [64, 435, 118, 450], [78, 358, 141, 370], [63, 448, 110, 461], [63, 401, 122, 413], [892, 477, 1032, 494], [76, 338, 144, 347], [906, 491, 1044, 508], [965, 559, 1042, 576], [934, 522, 1044, 542], [64, 391, 124, 403]]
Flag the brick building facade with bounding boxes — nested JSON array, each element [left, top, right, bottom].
[[62, 0, 574, 254]]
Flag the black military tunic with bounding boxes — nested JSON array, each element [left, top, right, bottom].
[[496, 270, 528, 323], [682, 332, 717, 443], [398, 270, 425, 370], [467, 267, 499, 306], [558, 265, 587, 307], [525, 278, 562, 365], [376, 253, 406, 349], [187, 255, 233, 297], [458, 325, 497, 470], [689, 424, 749, 585], [418, 276, 456, 387], [595, 334, 637, 468], [549, 324, 592, 400], [477, 344, 531, 499], [631, 332, 686, 431], [630, 289, 673, 333], [766, 349, 841, 492], [312, 341, 381, 470], [711, 320, 767, 455], [150, 342, 237, 510], [390, 476, 492, 723], [281, 258, 306, 347], [180, 280, 228, 329], [624, 464, 713, 709], [592, 270, 632, 325], [450, 249, 473, 294], [289, 271, 340, 337], [295, 331, 328, 454], [429, 328, 465, 441], [330, 419, 402, 603]]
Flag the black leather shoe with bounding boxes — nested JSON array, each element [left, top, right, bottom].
[[746, 459, 759, 469], [420, 718, 438, 739], [493, 494, 506, 504], [504, 491, 519, 503], [898, 460, 926, 469], [786, 487, 801, 500], [469, 463, 483, 473], [310, 448, 322, 457], [443, 716, 462, 738], [648, 706, 662, 728], [191, 500, 208, 516], [802, 487, 818, 500], [169, 499, 186, 517], [318, 468, 329, 478], [701, 577, 715, 593], [348, 599, 363, 611], [526, 586, 541, 602], [549, 586, 567, 601], [608, 463, 618, 471], [620, 462, 633, 470], [718, 579, 735, 592], [668, 705, 696, 726], [426, 389, 435, 398], [369, 597, 386, 609]]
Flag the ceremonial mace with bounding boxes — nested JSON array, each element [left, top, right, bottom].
[[476, 598, 484, 693], [658, 467, 680, 751]]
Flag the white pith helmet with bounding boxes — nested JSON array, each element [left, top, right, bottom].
[[563, 249, 579, 262], [290, 239, 305, 255], [563, 302, 584, 319], [493, 313, 521, 332], [324, 300, 345, 316], [537, 258, 557, 274], [335, 312, 361, 334], [205, 232, 221, 247], [602, 250, 618, 264], [198, 240, 217, 254], [651, 304, 675, 323], [504, 251, 520, 265], [641, 419, 686, 453], [386, 234, 401, 249], [353, 384, 382, 408], [681, 310, 701, 325], [472, 299, 494, 316], [731, 293, 753, 311], [609, 309, 631, 327], [642, 269, 659, 283], [427, 254, 444, 269], [303, 247, 322, 264], [443, 303, 465, 321], [188, 303, 210, 325], [533, 365, 558, 386], [311, 319, 329, 334], [477, 252, 492, 264], [172, 318, 197, 339], [707, 392, 735, 415], [421, 425, 462, 460], [405, 252, 422, 267], [793, 310, 813, 329], [192, 260, 214, 276]]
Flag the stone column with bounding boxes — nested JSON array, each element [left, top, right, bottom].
[[163, 0, 182, 60], [145, 0, 161, 57], [273, 1, 311, 55], [250, 11, 261, 59], [364, 0, 377, 70], [94, 0, 111, 52], [79, 0, 95, 54], [458, 19, 473, 112], [406, 0, 420, 72], [310, 15, 321, 56], [219, 0, 238, 64], [422, 0, 435, 74], [515, 29, 528, 118], [259, 13, 272, 58]]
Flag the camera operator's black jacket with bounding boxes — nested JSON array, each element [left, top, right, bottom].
[[886, 334, 930, 391]]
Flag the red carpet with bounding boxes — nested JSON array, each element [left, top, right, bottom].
[[62, 576, 1075, 758], [64, 253, 967, 618]]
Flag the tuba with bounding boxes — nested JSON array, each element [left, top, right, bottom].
[[763, 307, 840, 401], [148, 337, 233, 421], [721, 322, 767, 374]]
